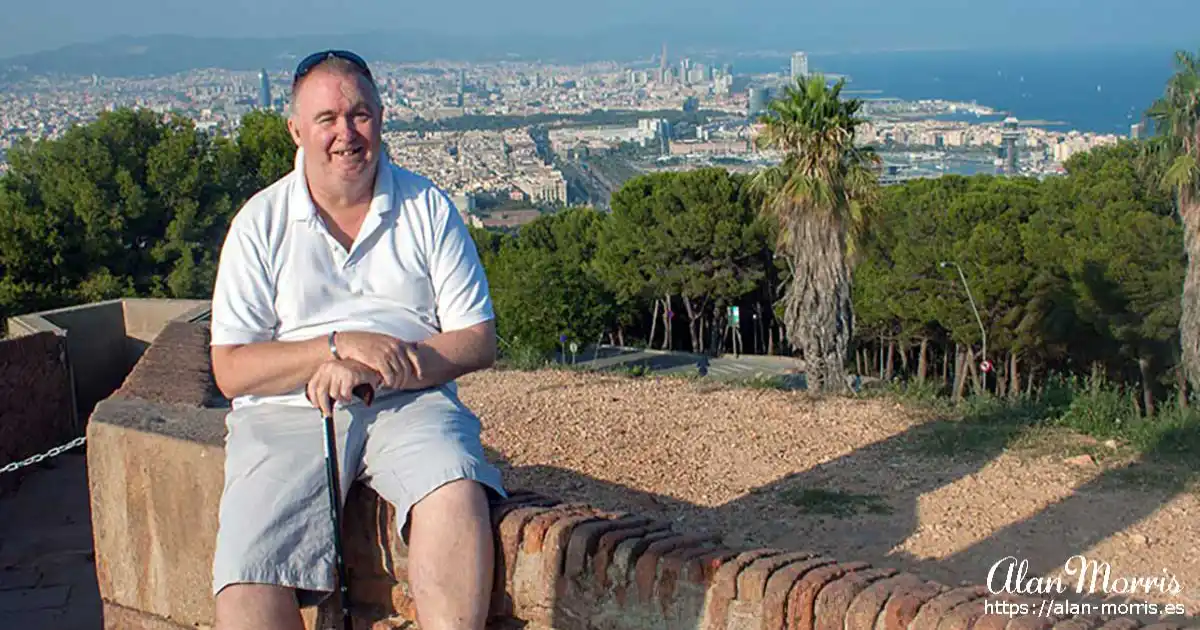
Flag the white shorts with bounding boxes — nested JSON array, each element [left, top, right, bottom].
[[210, 385, 507, 606]]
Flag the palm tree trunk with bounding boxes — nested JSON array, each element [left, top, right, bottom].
[[1177, 365, 1189, 409], [1181, 199, 1200, 390], [781, 218, 853, 393]]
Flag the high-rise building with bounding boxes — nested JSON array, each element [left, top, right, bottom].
[[999, 117, 1021, 175], [790, 52, 809, 82], [1131, 122, 1147, 140], [748, 87, 769, 119], [258, 69, 271, 110], [659, 43, 668, 83]]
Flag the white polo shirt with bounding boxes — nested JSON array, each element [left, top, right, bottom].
[[209, 148, 494, 408]]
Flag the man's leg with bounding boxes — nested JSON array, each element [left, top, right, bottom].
[[212, 403, 368, 630], [215, 585, 303, 630], [408, 479, 494, 629], [359, 387, 507, 630]]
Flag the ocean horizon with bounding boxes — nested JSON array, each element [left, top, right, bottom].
[[724, 47, 1183, 136]]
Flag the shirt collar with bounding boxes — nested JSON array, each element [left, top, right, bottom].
[[287, 147, 394, 223]]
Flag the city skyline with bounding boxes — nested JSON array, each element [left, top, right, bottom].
[[0, 48, 1130, 217], [1, 0, 1198, 60]]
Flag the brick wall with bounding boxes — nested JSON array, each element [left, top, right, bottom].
[[350, 489, 1197, 630], [0, 331, 75, 495], [86, 323, 1198, 630]]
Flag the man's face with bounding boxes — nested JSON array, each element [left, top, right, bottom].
[[287, 67, 382, 188]]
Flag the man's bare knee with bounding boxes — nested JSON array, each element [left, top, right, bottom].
[[406, 480, 494, 630], [412, 479, 490, 521], [215, 583, 304, 630]]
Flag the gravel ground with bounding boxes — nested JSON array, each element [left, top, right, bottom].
[[458, 368, 1200, 619]]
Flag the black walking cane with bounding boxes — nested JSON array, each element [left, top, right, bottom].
[[320, 383, 375, 630]]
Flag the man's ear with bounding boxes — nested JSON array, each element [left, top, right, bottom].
[[286, 116, 302, 147]]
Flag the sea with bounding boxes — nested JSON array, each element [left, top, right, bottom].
[[725, 47, 1183, 136]]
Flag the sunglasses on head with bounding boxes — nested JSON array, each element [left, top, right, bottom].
[[292, 49, 374, 86]]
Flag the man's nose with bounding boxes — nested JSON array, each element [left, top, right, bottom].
[[339, 115, 361, 138]]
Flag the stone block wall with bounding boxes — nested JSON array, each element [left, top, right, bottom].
[[0, 330, 75, 495], [86, 322, 1198, 630]]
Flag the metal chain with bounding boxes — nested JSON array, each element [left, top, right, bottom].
[[0, 436, 87, 475]]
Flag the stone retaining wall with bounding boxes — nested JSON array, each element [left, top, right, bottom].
[[0, 330, 75, 495], [86, 321, 1196, 630]]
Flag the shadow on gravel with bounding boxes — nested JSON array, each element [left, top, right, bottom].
[[483, 388, 1200, 622]]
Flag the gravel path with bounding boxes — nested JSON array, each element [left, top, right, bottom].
[[459, 368, 1200, 619]]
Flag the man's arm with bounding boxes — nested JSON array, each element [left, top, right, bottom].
[[213, 329, 419, 400], [401, 319, 496, 391], [211, 338, 333, 400], [404, 187, 498, 391]]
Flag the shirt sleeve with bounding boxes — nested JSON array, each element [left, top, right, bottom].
[[427, 190, 495, 332], [209, 216, 278, 345]]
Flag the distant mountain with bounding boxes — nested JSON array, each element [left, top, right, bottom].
[[0, 27, 775, 79]]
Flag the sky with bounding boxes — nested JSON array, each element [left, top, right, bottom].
[[1, 0, 1198, 59]]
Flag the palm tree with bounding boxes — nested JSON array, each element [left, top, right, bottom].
[[750, 74, 882, 393], [1148, 50, 1200, 393]]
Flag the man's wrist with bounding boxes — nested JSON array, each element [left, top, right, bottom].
[[328, 331, 341, 360], [400, 341, 428, 389]]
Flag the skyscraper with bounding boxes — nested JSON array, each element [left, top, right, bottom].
[[659, 43, 668, 83], [999, 117, 1020, 175], [790, 52, 809, 82], [748, 87, 768, 119], [258, 69, 271, 110]]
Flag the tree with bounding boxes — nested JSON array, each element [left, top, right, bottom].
[[482, 208, 617, 354], [750, 74, 882, 392], [0, 109, 234, 315], [0, 107, 298, 323], [594, 169, 769, 353], [1148, 49, 1200, 392]]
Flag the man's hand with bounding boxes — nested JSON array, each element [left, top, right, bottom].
[[333, 331, 421, 389], [306, 358, 382, 417]]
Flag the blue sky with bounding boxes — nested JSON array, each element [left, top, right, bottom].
[[2, 0, 1198, 59]]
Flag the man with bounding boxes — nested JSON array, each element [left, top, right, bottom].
[[207, 50, 506, 630]]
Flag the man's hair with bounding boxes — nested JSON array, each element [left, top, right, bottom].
[[288, 56, 383, 116]]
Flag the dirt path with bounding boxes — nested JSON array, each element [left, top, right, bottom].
[[458, 368, 1200, 620]]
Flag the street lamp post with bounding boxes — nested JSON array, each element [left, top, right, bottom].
[[940, 261, 988, 392]]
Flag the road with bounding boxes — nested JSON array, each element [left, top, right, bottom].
[[554, 344, 812, 388]]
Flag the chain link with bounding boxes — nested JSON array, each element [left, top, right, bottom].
[[0, 436, 87, 475]]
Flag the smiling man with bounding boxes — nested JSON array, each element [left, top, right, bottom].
[[207, 50, 505, 630]]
